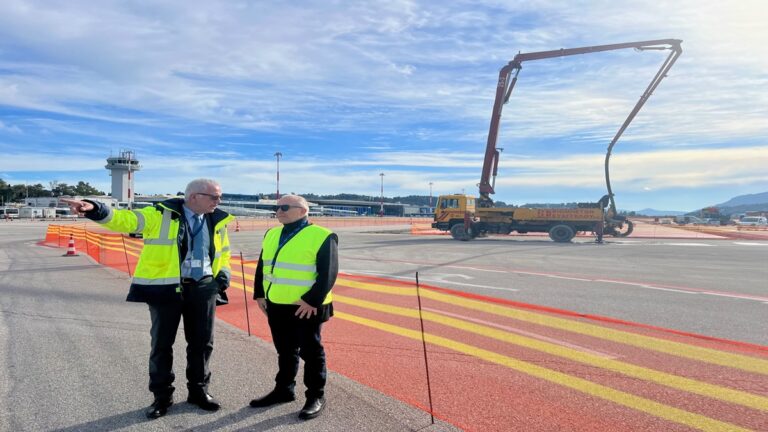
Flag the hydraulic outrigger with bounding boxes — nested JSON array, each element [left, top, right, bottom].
[[434, 39, 683, 241]]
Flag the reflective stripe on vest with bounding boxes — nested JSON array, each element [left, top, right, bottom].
[[262, 224, 332, 305], [131, 210, 146, 234]]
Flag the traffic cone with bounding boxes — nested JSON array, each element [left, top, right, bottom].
[[63, 234, 78, 256], [235, 220, 240, 232]]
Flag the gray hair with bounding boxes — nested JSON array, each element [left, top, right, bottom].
[[185, 179, 220, 196]]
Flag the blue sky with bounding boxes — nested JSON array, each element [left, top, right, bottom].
[[0, 1, 766, 211]]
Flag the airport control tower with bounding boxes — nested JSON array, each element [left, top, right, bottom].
[[105, 150, 141, 204]]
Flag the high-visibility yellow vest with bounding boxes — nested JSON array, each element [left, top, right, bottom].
[[96, 199, 234, 302], [262, 223, 333, 305]]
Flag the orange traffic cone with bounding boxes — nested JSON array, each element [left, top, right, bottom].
[[63, 234, 78, 256], [235, 221, 240, 232]]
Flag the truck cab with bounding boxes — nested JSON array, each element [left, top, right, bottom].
[[432, 194, 475, 232]]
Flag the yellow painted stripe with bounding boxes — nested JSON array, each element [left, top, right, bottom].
[[336, 311, 750, 432], [336, 278, 768, 376], [336, 294, 768, 412]]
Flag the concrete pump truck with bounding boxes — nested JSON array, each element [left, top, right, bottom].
[[432, 39, 683, 242]]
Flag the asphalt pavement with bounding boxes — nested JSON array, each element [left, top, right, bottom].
[[2, 218, 766, 431], [0, 221, 458, 432]]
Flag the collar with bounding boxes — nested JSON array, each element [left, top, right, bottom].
[[282, 217, 309, 232], [183, 204, 204, 223]]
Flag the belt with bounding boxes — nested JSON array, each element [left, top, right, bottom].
[[181, 276, 214, 285]]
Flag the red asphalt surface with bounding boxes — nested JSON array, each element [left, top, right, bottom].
[[221, 265, 768, 432], [44, 225, 768, 431]]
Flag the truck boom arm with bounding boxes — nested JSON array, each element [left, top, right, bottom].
[[478, 39, 683, 207]]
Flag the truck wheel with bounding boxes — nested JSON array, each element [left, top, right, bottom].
[[450, 224, 472, 241], [549, 224, 575, 242]]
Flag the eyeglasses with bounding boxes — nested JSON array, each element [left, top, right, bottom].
[[272, 204, 303, 212], [196, 193, 223, 201]]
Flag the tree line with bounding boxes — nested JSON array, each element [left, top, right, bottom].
[[0, 179, 105, 204]]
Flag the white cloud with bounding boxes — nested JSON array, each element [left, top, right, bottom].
[[0, 0, 766, 211]]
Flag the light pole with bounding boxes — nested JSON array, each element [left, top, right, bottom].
[[379, 172, 385, 217], [274, 152, 282, 199], [428, 182, 433, 207]]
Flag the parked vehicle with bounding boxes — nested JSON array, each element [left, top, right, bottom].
[[0, 207, 20, 219], [737, 216, 768, 227], [675, 215, 706, 225]]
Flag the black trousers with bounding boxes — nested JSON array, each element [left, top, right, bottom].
[[267, 302, 327, 399], [147, 278, 218, 399]]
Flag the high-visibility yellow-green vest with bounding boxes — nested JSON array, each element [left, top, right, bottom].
[[262, 223, 333, 305], [95, 198, 234, 303]]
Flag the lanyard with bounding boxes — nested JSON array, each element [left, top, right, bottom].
[[278, 220, 308, 249], [190, 216, 205, 237]]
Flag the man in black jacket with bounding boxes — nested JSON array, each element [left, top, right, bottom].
[[248, 194, 338, 420]]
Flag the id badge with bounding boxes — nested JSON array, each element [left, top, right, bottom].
[[190, 259, 203, 268]]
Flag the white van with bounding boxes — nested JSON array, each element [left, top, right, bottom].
[[738, 216, 768, 226], [0, 207, 20, 219]]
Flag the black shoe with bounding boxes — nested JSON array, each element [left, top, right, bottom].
[[187, 391, 221, 411], [249, 389, 296, 408], [146, 398, 173, 419], [298, 397, 325, 420]]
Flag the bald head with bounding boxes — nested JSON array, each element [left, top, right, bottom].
[[276, 194, 309, 224]]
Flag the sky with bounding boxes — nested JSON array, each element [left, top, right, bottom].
[[0, 0, 766, 212]]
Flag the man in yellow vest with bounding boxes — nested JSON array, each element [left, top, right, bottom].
[[61, 178, 234, 419], [249, 194, 338, 420]]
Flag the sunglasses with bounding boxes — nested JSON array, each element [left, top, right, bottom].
[[196, 193, 223, 201], [272, 204, 303, 212]]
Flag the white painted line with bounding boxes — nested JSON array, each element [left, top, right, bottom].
[[444, 265, 507, 273], [594, 280, 698, 294], [733, 242, 768, 246], [422, 306, 620, 359], [350, 271, 518, 292], [664, 243, 714, 247], [543, 275, 594, 282]]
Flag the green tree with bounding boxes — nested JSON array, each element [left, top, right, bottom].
[[73, 181, 104, 196], [52, 183, 77, 197], [10, 184, 28, 200], [28, 184, 50, 197], [0, 179, 11, 205]]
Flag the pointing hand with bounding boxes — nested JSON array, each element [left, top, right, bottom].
[[59, 198, 94, 216]]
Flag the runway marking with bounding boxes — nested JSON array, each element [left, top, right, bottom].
[[421, 306, 621, 359], [333, 279, 768, 375], [443, 265, 507, 273], [595, 280, 697, 295], [335, 294, 768, 412], [412, 287, 768, 376], [336, 311, 752, 432], [342, 257, 768, 304], [541, 274, 594, 282], [352, 270, 518, 292]]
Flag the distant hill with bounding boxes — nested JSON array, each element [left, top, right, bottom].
[[709, 191, 768, 216], [636, 192, 768, 217], [715, 191, 768, 208]]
